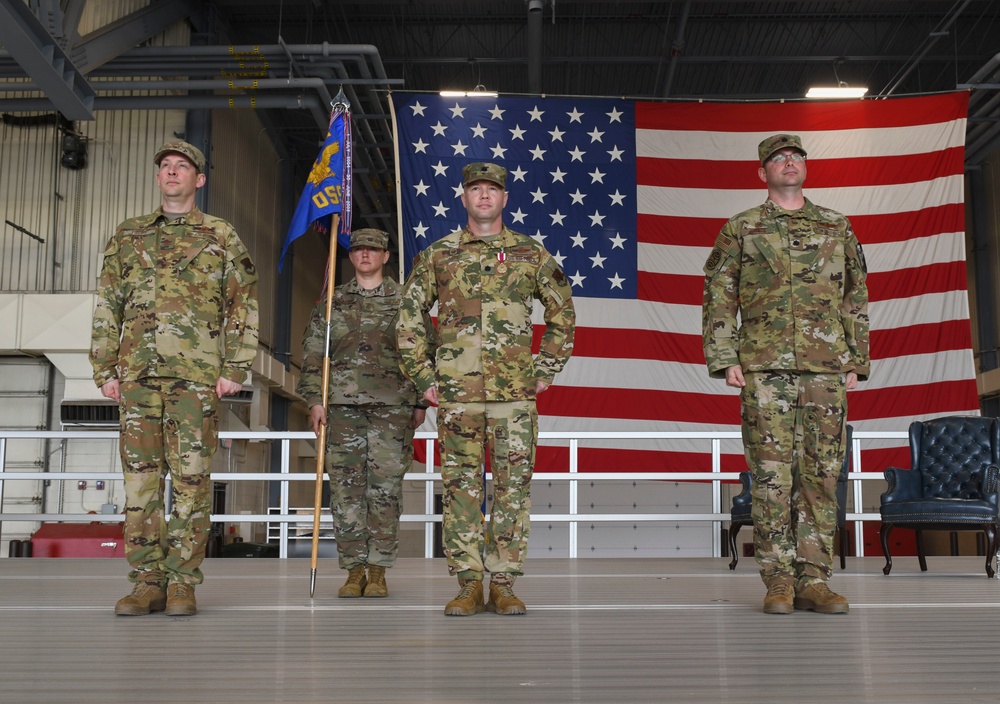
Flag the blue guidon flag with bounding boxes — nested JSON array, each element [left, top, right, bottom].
[[279, 106, 353, 271]]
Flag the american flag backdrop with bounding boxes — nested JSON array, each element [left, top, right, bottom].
[[389, 91, 979, 474]]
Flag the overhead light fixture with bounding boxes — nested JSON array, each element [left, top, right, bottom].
[[806, 85, 869, 99], [439, 84, 498, 98], [807, 62, 867, 99]]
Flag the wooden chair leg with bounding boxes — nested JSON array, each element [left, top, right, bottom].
[[984, 524, 998, 579], [880, 522, 894, 575], [728, 522, 743, 570], [915, 530, 928, 572]]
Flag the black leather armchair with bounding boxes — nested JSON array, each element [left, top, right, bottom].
[[879, 415, 1000, 578], [729, 425, 852, 570]]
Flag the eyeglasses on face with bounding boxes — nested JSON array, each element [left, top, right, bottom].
[[768, 152, 806, 164]]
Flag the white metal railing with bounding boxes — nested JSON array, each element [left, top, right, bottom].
[[0, 429, 906, 558]]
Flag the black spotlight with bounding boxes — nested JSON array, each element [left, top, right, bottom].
[[60, 132, 87, 170]]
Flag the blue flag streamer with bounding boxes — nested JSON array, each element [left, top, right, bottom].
[[279, 107, 353, 271]]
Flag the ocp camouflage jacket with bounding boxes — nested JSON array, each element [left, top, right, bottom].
[[702, 198, 869, 380], [90, 206, 259, 388], [297, 277, 418, 408], [397, 225, 575, 403]]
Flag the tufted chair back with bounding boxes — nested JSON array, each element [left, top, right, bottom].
[[879, 415, 1000, 577], [911, 416, 1000, 500]]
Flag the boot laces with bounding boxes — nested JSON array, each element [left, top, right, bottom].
[[493, 584, 516, 600], [346, 567, 366, 585], [456, 581, 479, 600], [768, 584, 793, 597], [171, 584, 193, 598]]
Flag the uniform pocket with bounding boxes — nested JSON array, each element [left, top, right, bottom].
[[124, 234, 156, 270], [747, 233, 785, 276], [174, 236, 223, 274]]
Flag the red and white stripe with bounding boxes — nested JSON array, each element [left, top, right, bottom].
[[535, 92, 978, 473]]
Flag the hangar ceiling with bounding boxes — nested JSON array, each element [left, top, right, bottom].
[[1, 0, 999, 236]]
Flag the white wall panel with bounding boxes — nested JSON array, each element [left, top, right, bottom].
[[0, 357, 49, 543]]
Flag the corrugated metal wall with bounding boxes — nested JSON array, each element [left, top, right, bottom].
[[0, 0, 193, 293], [0, 104, 285, 351], [0, 3, 287, 546], [208, 108, 283, 351], [0, 109, 187, 292]]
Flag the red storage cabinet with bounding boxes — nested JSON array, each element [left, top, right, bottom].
[[31, 523, 126, 558]]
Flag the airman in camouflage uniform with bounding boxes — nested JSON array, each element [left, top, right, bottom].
[[702, 135, 869, 615], [297, 228, 425, 599], [90, 141, 259, 617], [396, 162, 575, 616]]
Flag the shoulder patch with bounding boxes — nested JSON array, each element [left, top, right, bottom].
[[706, 248, 723, 270], [854, 240, 867, 273]]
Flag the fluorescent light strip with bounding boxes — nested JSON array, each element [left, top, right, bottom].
[[438, 90, 499, 98], [806, 86, 869, 99]]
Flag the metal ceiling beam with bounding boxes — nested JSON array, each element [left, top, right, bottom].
[[61, 0, 87, 47], [31, 0, 67, 45], [527, 0, 544, 93], [962, 52, 1000, 113], [0, 93, 325, 113], [0, 0, 94, 119], [68, 0, 200, 75], [879, 0, 972, 97], [660, 0, 692, 98], [376, 54, 976, 66]]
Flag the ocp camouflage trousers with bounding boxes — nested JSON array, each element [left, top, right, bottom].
[[740, 371, 846, 589], [118, 378, 219, 586], [325, 404, 414, 569], [438, 400, 537, 581]]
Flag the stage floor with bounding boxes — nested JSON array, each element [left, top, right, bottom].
[[1, 555, 998, 704]]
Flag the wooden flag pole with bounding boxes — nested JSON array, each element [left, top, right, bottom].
[[309, 212, 340, 598]]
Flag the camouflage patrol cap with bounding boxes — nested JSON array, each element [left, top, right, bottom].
[[758, 134, 807, 164], [153, 140, 207, 173], [462, 162, 507, 189], [350, 228, 389, 250]]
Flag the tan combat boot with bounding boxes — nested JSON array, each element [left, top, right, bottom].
[[164, 583, 197, 616], [364, 565, 388, 598], [338, 566, 367, 598], [444, 578, 485, 616], [114, 582, 167, 616], [794, 583, 849, 614], [487, 582, 526, 615], [762, 583, 794, 615]]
